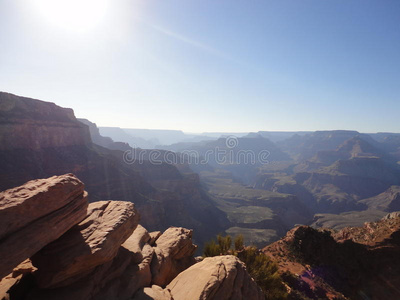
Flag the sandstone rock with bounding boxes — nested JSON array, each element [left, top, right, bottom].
[[383, 211, 400, 220], [0, 175, 88, 279], [167, 255, 264, 300], [133, 285, 173, 300], [82, 227, 155, 300], [0, 260, 36, 300], [151, 227, 197, 287], [0, 174, 85, 240], [122, 225, 151, 264], [26, 225, 154, 300], [31, 200, 139, 288], [149, 231, 162, 246]]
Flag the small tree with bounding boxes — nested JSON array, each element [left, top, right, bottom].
[[203, 240, 221, 257], [234, 234, 244, 251], [217, 234, 232, 253], [203, 235, 288, 300], [237, 247, 287, 299]]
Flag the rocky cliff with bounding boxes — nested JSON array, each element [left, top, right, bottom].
[[0, 175, 263, 300], [0, 92, 90, 150], [263, 213, 400, 299]]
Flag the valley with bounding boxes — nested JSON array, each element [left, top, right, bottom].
[[2, 92, 400, 251]]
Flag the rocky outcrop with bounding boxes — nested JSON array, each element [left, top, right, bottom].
[[0, 173, 86, 240], [264, 213, 400, 299], [31, 200, 140, 288], [0, 174, 210, 300], [167, 255, 264, 300], [0, 175, 264, 300], [0, 174, 88, 279], [151, 227, 197, 287]]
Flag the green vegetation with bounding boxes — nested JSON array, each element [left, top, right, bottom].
[[199, 171, 293, 248], [225, 227, 279, 248], [204, 235, 288, 300]]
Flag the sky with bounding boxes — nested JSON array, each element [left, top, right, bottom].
[[0, 0, 400, 133]]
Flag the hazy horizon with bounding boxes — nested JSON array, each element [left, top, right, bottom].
[[1, 1, 399, 132]]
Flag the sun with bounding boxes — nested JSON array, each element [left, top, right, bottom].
[[32, 0, 109, 32]]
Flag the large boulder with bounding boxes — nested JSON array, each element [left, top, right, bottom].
[[31, 200, 139, 288], [167, 255, 264, 300], [0, 174, 88, 279], [150, 227, 197, 287]]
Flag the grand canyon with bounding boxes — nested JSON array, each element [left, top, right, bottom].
[[2, 1, 400, 299], [1, 92, 400, 299]]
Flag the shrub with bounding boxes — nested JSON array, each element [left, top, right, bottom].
[[203, 234, 288, 300]]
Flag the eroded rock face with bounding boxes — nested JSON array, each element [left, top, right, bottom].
[[31, 200, 139, 288], [0, 174, 85, 240], [167, 255, 264, 300], [0, 174, 88, 279], [151, 227, 197, 287], [0, 92, 90, 151], [23, 226, 197, 300], [0, 259, 36, 300], [0, 174, 264, 300], [264, 213, 400, 300]]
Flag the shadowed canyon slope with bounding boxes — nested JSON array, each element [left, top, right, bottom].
[[263, 212, 400, 299]]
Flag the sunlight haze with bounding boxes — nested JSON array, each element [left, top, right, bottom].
[[1, 0, 399, 132]]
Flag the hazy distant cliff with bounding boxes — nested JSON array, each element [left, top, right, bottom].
[[0, 92, 90, 150]]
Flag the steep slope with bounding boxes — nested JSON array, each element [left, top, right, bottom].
[[263, 213, 400, 299], [0, 92, 90, 150], [77, 118, 131, 151]]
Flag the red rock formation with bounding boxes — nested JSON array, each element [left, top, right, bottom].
[[0, 92, 90, 150], [150, 227, 197, 287], [167, 255, 265, 300], [263, 213, 400, 299], [0, 175, 263, 300], [0, 174, 88, 279], [31, 200, 140, 288]]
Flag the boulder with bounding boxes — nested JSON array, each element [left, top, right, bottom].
[[0, 260, 36, 300], [0, 175, 88, 279], [31, 200, 139, 288], [133, 285, 173, 300], [0, 173, 85, 240], [150, 227, 197, 287], [149, 231, 162, 246], [122, 225, 151, 264], [167, 255, 264, 300]]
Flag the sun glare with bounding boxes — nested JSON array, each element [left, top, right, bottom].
[[32, 0, 109, 32]]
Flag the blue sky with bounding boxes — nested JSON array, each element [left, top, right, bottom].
[[1, 0, 399, 132]]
